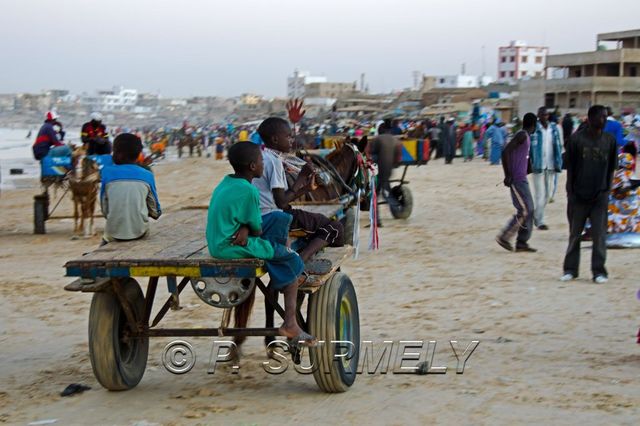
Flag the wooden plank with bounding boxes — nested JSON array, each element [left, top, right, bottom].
[[129, 266, 201, 276], [155, 237, 206, 259], [65, 257, 264, 269], [66, 264, 266, 278], [69, 210, 206, 263], [300, 245, 353, 293]]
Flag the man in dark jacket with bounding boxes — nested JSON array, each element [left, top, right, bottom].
[[561, 105, 618, 284], [561, 113, 574, 147], [81, 112, 111, 155], [32, 111, 70, 160]]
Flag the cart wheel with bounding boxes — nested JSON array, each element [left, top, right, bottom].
[[307, 272, 360, 393], [88, 278, 148, 391], [33, 194, 48, 234], [341, 207, 356, 245], [389, 185, 413, 219]]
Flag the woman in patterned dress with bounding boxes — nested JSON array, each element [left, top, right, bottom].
[[607, 153, 640, 233]]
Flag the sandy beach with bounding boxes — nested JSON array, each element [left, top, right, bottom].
[[1, 152, 639, 425]]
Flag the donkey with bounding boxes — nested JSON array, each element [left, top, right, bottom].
[[68, 154, 101, 238]]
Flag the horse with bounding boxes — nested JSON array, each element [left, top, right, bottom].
[[68, 152, 100, 238], [303, 139, 367, 202], [177, 134, 202, 158], [230, 137, 368, 351]]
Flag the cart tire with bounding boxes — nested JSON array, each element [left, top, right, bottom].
[[307, 272, 360, 393], [342, 207, 356, 245], [389, 185, 413, 219], [34, 194, 48, 234], [88, 278, 148, 391]]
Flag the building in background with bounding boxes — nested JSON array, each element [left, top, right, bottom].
[[519, 29, 640, 115], [304, 81, 357, 99], [13, 93, 52, 112], [80, 86, 138, 112], [498, 41, 548, 84], [287, 70, 328, 98], [429, 74, 494, 89]]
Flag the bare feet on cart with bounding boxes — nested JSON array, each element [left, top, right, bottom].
[[278, 323, 317, 347]]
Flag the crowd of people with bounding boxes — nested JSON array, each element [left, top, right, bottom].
[[32, 103, 640, 279], [496, 104, 639, 286]]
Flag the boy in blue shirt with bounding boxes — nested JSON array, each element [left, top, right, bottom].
[[101, 133, 161, 244], [206, 142, 314, 344]]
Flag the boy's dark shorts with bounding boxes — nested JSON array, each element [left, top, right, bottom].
[[288, 209, 344, 247]]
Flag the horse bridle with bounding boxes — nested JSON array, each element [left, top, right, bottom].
[[303, 149, 358, 198]]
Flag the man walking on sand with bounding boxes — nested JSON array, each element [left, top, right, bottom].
[[530, 107, 564, 230], [561, 105, 618, 284], [496, 113, 538, 253]]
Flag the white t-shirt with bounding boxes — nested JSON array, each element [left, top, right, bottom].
[[542, 126, 554, 170], [252, 149, 289, 215]]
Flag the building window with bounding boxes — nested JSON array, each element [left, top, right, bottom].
[[535, 56, 543, 64], [501, 57, 506, 63], [544, 93, 555, 108], [510, 56, 515, 62], [521, 56, 528, 63], [509, 71, 515, 77], [500, 71, 506, 78], [521, 71, 527, 77]]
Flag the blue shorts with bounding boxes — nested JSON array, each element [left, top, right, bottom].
[[261, 211, 291, 246], [261, 212, 303, 290]]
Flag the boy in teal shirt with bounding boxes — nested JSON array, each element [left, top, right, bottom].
[[206, 142, 314, 344]]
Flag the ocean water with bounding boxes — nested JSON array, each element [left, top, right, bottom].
[[0, 127, 80, 190]]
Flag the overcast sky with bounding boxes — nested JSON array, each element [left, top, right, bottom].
[[1, 0, 639, 98]]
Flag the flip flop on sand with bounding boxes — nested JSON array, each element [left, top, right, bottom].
[[305, 258, 332, 275]]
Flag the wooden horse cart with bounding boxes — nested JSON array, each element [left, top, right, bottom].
[[34, 154, 112, 234], [64, 203, 360, 393]]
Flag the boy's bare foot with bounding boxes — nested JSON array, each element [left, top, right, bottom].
[[294, 274, 308, 287], [278, 322, 317, 346]]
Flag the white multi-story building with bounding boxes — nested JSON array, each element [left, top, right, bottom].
[[80, 86, 138, 112], [432, 74, 494, 89], [498, 41, 548, 83], [287, 70, 328, 98]]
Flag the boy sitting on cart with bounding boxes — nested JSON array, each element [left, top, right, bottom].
[[254, 117, 345, 273], [100, 133, 161, 244], [206, 142, 315, 345]]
